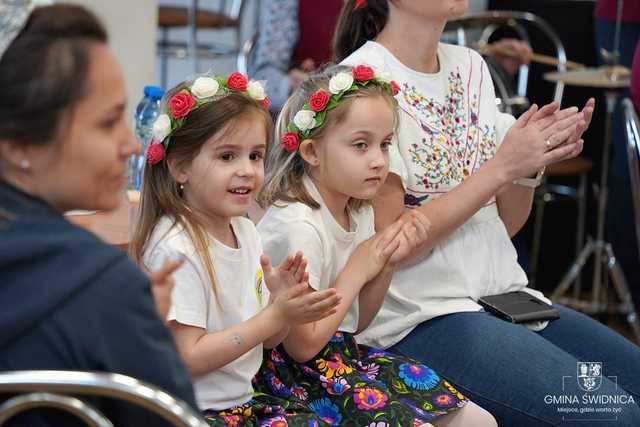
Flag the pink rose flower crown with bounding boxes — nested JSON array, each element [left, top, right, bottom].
[[281, 64, 400, 154], [146, 72, 270, 165]]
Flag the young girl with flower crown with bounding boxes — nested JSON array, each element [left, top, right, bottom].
[[254, 64, 497, 427], [129, 72, 342, 427]]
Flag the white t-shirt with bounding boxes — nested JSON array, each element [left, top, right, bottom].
[[257, 176, 375, 334], [143, 216, 269, 410], [342, 41, 550, 349]]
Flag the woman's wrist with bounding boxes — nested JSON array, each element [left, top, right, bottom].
[[481, 157, 513, 188]]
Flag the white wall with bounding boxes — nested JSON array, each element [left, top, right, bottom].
[[66, 0, 157, 117]]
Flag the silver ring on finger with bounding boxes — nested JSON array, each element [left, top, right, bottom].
[[545, 138, 552, 150]]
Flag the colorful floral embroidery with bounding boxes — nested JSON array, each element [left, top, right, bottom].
[[308, 398, 342, 426], [260, 416, 288, 427], [400, 58, 499, 207], [433, 392, 456, 409], [316, 354, 353, 379], [398, 363, 440, 390], [266, 373, 292, 398], [320, 376, 351, 395], [254, 333, 465, 425], [353, 387, 388, 410], [290, 384, 309, 401], [355, 361, 380, 380]]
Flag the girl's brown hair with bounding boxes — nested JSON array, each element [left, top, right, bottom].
[[257, 65, 398, 211], [130, 86, 272, 296], [333, 0, 390, 63]]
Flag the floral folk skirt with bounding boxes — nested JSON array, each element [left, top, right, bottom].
[[253, 332, 467, 426], [202, 394, 322, 426]]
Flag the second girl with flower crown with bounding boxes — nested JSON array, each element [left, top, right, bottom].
[[254, 64, 497, 427]]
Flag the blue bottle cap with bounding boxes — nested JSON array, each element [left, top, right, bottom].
[[143, 85, 165, 100]]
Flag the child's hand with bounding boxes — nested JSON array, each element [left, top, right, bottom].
[[272, 283, 341, 324], [349, 220, 404, 283], [388, 210, 431, 267], [261, 252, 308, 299]]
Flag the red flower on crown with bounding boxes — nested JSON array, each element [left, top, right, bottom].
[[227, 72, 248, 91], [354, 0, 366, 11], [309, 90, 330, 112], [390, 80, 401, 95], [281, 132, 300, 153], [147, 142, 165, 165], [169, 92, 196, 119], [352, 64, 375, 82], [261, 97, 271, 109]]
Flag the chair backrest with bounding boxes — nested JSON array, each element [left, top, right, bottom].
[[0, 371, 208, 427], [444, 11, 569, 114], [622, 98, 640, 256], [214, 0, 245, 22]]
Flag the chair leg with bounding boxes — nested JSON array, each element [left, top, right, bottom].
[[529, 182, 547, 289], [573, 172, 588, 299]]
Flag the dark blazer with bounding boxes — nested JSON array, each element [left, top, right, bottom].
[[0, 181, 197, 426]]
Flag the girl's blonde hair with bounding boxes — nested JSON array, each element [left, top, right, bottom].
[[130, 82, 272, 298], [257, 65, 398, 211]]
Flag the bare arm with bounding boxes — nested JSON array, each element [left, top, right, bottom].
[[283, 263, 368, 363], [356, 266, 394, 333], [171, 282, 340, 377], [495, 183, 535, 237], [357, 211, 429, 331], [375, 104, 586, 264], [169, 304, 287, 378], [283, 224, 402, 362]]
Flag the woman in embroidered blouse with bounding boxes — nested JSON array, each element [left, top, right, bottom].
[[334, 1, 640, 426]]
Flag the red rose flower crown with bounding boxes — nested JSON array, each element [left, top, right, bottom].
[[146, 72, 270, 165], [280, 64, 400, 154]]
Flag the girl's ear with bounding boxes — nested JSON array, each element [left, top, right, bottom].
[[167, 156, 188, 184], [298, 138, 320, 166]]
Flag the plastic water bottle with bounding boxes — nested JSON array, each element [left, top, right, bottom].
[[128, 85, 165, 192]]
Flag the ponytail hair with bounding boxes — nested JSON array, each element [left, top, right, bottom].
[[333, 0, 389, 63]]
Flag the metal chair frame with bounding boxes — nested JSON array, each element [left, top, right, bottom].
[[623, 98, 640, 264], [0, 370, 208, 427], [158, 0, 247, 88]]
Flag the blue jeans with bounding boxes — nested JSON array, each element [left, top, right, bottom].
[[389, 305, 640, 426]]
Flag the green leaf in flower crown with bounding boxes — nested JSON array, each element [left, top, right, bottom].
[[215, 76, 227, 88], [287, 122, 299, 133], [314, 110, 327, 128], [326, 96, 340, 110], [173, 118, 185, 130], [163, 137, 171, 149]]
